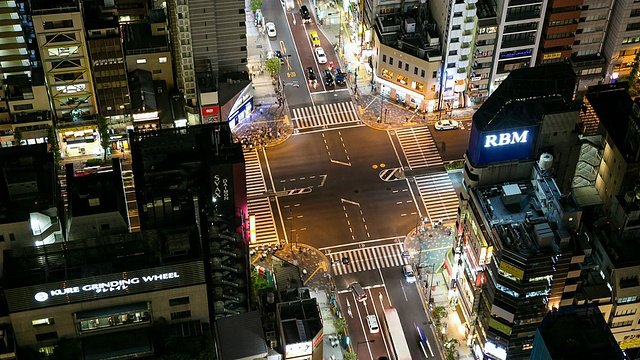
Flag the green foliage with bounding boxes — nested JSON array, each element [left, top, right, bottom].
[[53, 337, 82, 360], [13, 127, 23, 145], [85, 158, 104, 167], [344, 352, 357, 360], [97, 116, 111, 160], [443, 338, 460, 360], [445, 160, 464, 171], [46, 125, 61, 167], [432, 306, 447, 328], [266, 57, 282, 78], [250, 0, 262, 12], [333, 317, 347, 335], [251, 271, 271, 291]]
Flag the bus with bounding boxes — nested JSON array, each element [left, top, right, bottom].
[[382, 307, 412, 360]]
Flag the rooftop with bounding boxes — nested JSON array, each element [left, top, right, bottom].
[[0, 144, 58, 224], [123, 23, 169, 54], [374, 11, 442, 63], [215, 311, 268, 360], [32, 0, 78, 13], [277, 299, 322, 345], [3, 226, 202, 288], [67, 165, 122, 217], [534, 305, 623, 360], [473, 63, 577, 132]]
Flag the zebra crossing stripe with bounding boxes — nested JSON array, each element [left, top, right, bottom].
[[291, 102, 361, 130], [328, 244, 407, 276]]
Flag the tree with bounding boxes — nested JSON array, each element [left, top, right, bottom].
[[432, 306, 447, 328], [47, 125, 61, 168], [97, 116, 111, 161], [13, 127, 22, 146], [250, 0, 262, 12], [344, 353, 357, 360], [443, 338, 460, 360], [266, 57, 282, 78], [333, 317, 347, 335]]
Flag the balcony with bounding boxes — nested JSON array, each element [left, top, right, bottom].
[[457, 56, 470, 68], [462, 17, 475, 31], [455, 69, 467, 80], [465, 4, 477, 17], [459, 44, 471, 56], [462, 30, 473, 43], [506, 10, 541, 22]]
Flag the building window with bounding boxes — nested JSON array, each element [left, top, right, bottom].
[[0, 235, 4, 242], [382, 54, 387, 62], [9, 233, 15, 241], [381, 68, 393, 80], [421, 70, 426, 78], [404, 63, 409, 71], [239, 21, 246, 27], [38, 347, 55, 357], [171, 310, 191, 320], [432, 71, 437, 78], [240, 46, 247, 51], [100, 224, 110, 231], [137, 59, 147, 64], [35, 332, 58, 342], [397, 75, 408, 85], [32, 318, 55, 327], [389, 57, 394, 65], [159, 57, 168, 63], [398, 60, 403, 69], [414, 67, 418, 75], [169, 296, 190, 306], [14, 104, 34, 111]]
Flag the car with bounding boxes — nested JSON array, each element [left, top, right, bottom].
[[366, 315, 380, 333], [309, 31, 320, 47], [307, 67, 317, 83], [350, 282, 367, 302], [273, 50, 285, 65], [334, 68, 346, 85], [265, 22, 277, 38], [315, 47, 327, 64], [403, 264, 417, 283], [323, 69, 334, 87], [434, 119, 459, 130], [300, 5, 311, 23]]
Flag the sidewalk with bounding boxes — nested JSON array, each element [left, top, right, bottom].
[[243, 0, 293, 146], [251, 242, 347, 359], [404, 227, 475, 360], [314, 1, 476, 131]]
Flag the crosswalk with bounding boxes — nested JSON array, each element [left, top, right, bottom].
[[395, 127, 442, 169], [327, 243, 408, 276], [291, 102, 360, 131], [415, 171, 459, 224], [244, 150, 279, 245]]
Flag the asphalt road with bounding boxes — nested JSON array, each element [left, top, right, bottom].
[[428, 118, 472, 162], [264, 126, 418, 249]]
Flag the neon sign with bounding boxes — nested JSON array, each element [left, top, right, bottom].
[[484, 130, 529, 148], [34, 272, 180, 302]]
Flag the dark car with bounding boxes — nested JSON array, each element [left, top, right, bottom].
[[323, 69, 334, 87], [300, 5, 311, 23], [334, 68, 346, 86], [307, 67, 317, 83], [273, 50, 285, 65]]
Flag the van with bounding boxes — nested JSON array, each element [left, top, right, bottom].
[[366, 315, 380, 333], [350, 282, 368, 302], [403, 265, 417, 284]]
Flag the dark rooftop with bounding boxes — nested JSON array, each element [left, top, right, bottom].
[[123, 23, 169, 54], [534, 305, 623, 360], [3, 226, 203, 288], [278, 299, 322, 345], [67, 167, 122, 217], [32, 0, 78, 12], [0, 144, 57, 224], [215, 311, 268, 360], [473, 63, 577, 132]]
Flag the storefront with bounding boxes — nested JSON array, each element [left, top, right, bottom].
[[60, 126, 101, 158], [132, 111, 160, 132], [222, 85, 253, 131], [376, 77, 428, 111]]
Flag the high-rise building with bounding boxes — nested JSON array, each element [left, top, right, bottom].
[[129, 123, 251, 322], [455, 64, 587, 359], [85, 3, 131, 124], [166, 0, 249, 123], [32, 0, 97, 122]]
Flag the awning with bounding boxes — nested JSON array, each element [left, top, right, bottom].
[[76, 302, 148, 320], [455, 304, 468, 325], [83, 328, 153, 360]]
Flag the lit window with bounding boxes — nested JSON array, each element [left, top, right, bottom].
[[32, 318, 55, 326], [159, 57, 168, 63], [136, 59, 147, 64]]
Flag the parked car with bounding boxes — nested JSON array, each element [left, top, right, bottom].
[[300, 5, 311, 23], [307, 67, 317, 83], [315, 47, 327, 64], [403, 264, 417, 284], [366, 315, 380, 333], [323, 69, 334, 87], [434, 119, 459, 130], [334, 68, 346, 86], [309, 31, 320, 47], [265, 22, 277, 38]]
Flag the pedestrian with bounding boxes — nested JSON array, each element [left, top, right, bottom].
[[405, 117, 409, 123]]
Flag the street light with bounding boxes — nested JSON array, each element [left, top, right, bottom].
[[356, 339, 374, 359]]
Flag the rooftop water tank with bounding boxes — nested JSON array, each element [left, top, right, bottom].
[[538, 153, 554, 170]]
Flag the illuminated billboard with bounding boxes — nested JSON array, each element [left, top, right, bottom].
[[467, 124, 537, 165]]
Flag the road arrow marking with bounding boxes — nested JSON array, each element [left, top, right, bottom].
[[341, 198, 360, 206]]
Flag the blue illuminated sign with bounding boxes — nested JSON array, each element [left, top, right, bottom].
[[467, 124, 537, 165]]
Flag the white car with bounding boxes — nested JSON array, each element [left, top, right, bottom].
[[266, 22, 277, 38], [366, 315, 380, 333], [434, 119, 459, 131], [315, 47, 327, 64]]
